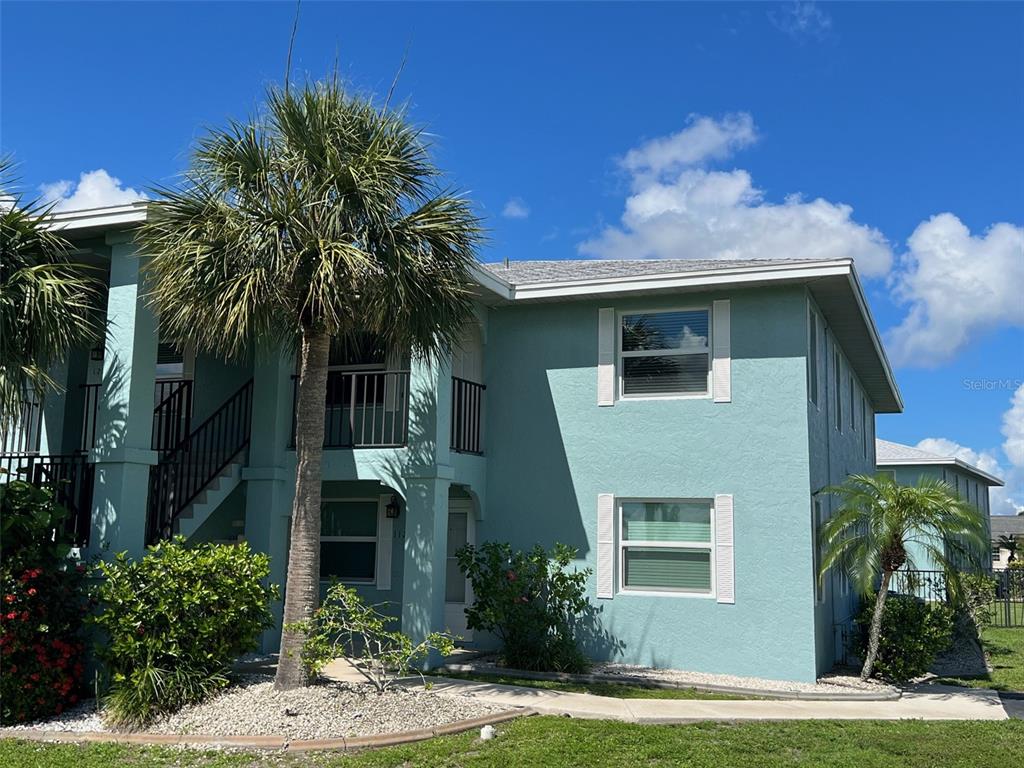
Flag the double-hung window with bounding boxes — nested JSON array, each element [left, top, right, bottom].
[[618, 500, 714, 596], [619, 309, 710, 397], [320, 499, 380, 583]]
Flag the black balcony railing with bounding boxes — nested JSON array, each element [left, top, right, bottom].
[[0, 452, 95, 547], [152, 379, 193, 454], [451, 377, 485, 455], [79, 383, 101, 452], [292, 370, 410, 448], [1, 397, 43, 454]]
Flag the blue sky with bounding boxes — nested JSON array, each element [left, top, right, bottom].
[[3, 1, 1022, 510]]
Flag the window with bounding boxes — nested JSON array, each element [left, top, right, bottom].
[[618, 500, 714, 595], [156, 342, 185, 379], [813, 499, 824, 604], [619, 309, 710, 397], [833, 348, 842, 432], [808, 308, 819, 406], [849, 374, 856, 430], [861, 395, 868, 457], [320, 499, 379, 582]]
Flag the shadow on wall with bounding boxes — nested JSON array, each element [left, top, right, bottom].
[[574, 599, 626, 664], [89, 358, 130, 549]]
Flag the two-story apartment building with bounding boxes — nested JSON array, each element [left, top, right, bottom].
[[1, 203, 902, 682]]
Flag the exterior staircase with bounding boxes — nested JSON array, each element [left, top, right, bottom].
[[146, 378, 254, 543]]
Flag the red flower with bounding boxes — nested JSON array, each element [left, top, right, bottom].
[[27, 588, 37, 597], [4, 612, 15, 620], [20, 611, 29, 621], [3, 594, 14, 603]]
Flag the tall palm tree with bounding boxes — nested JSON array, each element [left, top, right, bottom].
[[0, 157, 99, 439], [819, 474, 985, 680], [138, 80, 482, 691]]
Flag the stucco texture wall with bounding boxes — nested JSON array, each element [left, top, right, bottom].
[[479, 286, 819, 682]]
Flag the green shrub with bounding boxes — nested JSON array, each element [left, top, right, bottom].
[[456, 541, 591, 673], [855, 593, 954, 683], [957, 573, 997, 632], [292, 584, 455, 693], [92, 538, 278, 728], [0, 481, 88, 725]]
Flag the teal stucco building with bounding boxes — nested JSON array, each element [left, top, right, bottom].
[[2, 202, 905, 682]]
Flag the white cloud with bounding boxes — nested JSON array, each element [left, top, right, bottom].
[[502, 198, 530, 219], [769, 1, 833, 42], [39, 169, 147, 212], [886, 214, 1024, 367], [915, 384, 1024, 516], [579, 115, 892, 276], [622, 113, 757, 180]]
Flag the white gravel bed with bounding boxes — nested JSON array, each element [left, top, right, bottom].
[[148, 674, 514, 740], [3, 674, 516, 740], [595, 662, 897, 695]]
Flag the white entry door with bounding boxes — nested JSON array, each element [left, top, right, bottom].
[[444, 499, 475, 640]]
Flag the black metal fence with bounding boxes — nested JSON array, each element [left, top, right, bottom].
[[1, 397, 43, 454], [292, 370, 410, 448], [451, 377, 485, 454], [79, 383, 101, 452], [892, 568, 1024, 628], [0, 452, 95, 547], [152, 379, 193, 454]]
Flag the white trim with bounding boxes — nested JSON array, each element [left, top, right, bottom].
[[596, 493, 615, 599], [712, 299, 731, 403], [617, 306, 712, 400], [41, 202, 149, 232], [597, 308, 616, 406], [875, 457, 1004, 487], [714, 493, 734, 604], [508, 260, 854, 300], [617, 497, 716, 599]]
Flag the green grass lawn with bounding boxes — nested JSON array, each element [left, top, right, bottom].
[[435, 671, 751, 700], [3, 718, 1023, 768], [935, 627, 1024, 692]]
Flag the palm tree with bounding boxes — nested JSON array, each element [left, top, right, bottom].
[[997, 534, 1017, 564], [0, 157, 99, 439], [138, 79, 482, 691], [819, 474, 985, 680]]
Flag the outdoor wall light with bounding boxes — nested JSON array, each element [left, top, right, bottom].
[[385, 495, 401, 519]]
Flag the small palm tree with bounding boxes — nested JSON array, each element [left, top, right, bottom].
[[139, 79, 482, 690], [819, 474, 985, 680], [997, 534, 1017, 564], [0, 157, 99, 436]]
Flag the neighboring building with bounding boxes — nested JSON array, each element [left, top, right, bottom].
[[0, 204, 903, 683], [990, 515, 1024, 571], [875, 438, 1003, 571]]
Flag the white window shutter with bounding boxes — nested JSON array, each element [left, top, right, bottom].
[[596, 493, 615, 598], [712, 300, 731, 403], [376, 495, 393, 591], [715, 493, 735, 604], [597, 308, 616, 406]]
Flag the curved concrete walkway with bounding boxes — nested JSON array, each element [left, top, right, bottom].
[[423, 678, 1013, 722]]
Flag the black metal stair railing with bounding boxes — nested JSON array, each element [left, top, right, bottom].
[[152, 379, 194, 454], [147, 378, 253, 543], [0, 453, 94, 547]]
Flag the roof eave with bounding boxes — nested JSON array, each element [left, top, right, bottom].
[[876, 456, 1005, 487]]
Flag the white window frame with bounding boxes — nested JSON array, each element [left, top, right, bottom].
[[617, 307, 713, 401], [617, 497, 717, 599], [320, 497, 381, 585]]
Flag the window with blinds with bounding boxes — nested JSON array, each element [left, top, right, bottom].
[[619, 500, 714, 594], [620, 309, 710, 397]]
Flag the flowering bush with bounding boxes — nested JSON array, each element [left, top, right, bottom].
[[456, 541, 591, 673], [0, 481, 88, 725]]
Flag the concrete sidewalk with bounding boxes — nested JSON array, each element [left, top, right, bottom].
[[423, 678, 1011, 722]]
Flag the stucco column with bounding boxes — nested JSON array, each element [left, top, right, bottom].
[[88, 236, 158, 559], [242, 350, 296, 650], [400, 352, 454, 659], [400, 475, 451, 656]]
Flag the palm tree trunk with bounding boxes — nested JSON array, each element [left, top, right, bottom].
[[861, 569, 893, 681], [274, 329, 330, 691]]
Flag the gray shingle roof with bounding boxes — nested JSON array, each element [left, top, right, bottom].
[[875, 438, 947, 463], [481, 258, 821, 286], [991, 516, 1024, 537]]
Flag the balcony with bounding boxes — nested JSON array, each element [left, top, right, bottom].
[[451, 377, 485, 455], [292, 370, 411, 448], [0, 452, 95, 547]]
